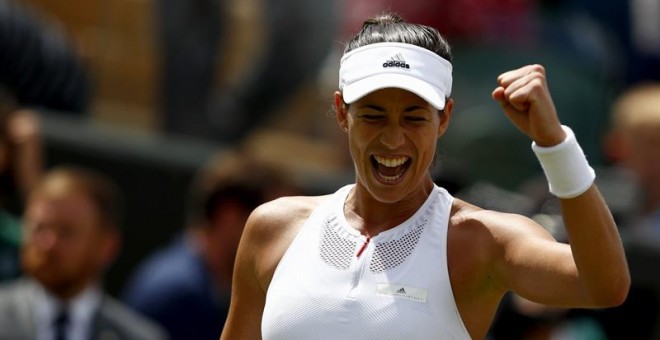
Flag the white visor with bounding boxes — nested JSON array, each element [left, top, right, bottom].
[[339, 42, 452, 110]]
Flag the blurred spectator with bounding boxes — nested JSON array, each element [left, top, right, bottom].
[[157, 0, 339, 144], [604, 83, 660, 233], [593, 83, 660, 340], [0, 108, 43, 282], [0, 109, 43, 211], [0, 166, 167, 339], [1, 0, 90, 283], [121, 149, 300, 340], [0, 73, 45, 284], [0, 0, 91, 114]]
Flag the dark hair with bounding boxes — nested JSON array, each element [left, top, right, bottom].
[[186, 150, 293, 227], [34, 166, 123, 230], [344, 12, 452, 62]]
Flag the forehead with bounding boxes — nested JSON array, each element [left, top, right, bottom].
[[353, 88, 433, 107], [27, 190, 99, 225]]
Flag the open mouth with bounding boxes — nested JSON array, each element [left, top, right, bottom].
[[371, 155, 411, 183]]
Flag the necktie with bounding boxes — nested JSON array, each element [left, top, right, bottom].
[[53, 307, 70, 340]]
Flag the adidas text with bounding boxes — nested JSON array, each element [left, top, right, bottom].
[[382, 61, 410, 69]]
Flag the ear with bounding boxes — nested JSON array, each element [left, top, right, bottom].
[[99, 228, 121, 268], [334, 91, 348, 132], [437, 98, 454, 138]]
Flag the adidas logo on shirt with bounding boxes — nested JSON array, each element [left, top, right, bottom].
[[376, 283, 427, 303], [382, 53, 410, 69]]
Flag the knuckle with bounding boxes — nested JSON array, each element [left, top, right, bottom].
[[530, 64, 545, 73], [530, 78, 544, 89]]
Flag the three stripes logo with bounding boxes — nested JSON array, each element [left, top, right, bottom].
[[383, 53, 410, 69], [376, 283, 427, 303]]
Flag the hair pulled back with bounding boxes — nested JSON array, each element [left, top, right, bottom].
[[344, 12, 452, 62]]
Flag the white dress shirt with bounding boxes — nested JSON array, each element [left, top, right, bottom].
[[33, 283, 102, 340]]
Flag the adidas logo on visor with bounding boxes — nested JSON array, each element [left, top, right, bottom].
[[382, 53, 410, 69]]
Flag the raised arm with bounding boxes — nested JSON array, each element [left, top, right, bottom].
[[491, 64, 630, 307]]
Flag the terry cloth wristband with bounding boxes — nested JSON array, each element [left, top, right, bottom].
[[532, 125, 595, 199]]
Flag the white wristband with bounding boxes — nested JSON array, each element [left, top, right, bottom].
[[532, 125, 595, 199]]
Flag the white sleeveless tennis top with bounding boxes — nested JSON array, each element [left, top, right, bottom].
[[261, 184, 471, 339]]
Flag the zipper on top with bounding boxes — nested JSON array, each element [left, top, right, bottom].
[[348, 236, 371, 297], [356, 236, 371, 258]]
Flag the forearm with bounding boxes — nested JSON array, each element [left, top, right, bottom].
[[533, 125, 629, 306], [560, 185, 630, 306], [9, 110, 43, 197]]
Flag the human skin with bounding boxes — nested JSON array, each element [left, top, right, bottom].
[[21, 183, 117, 300], [220, 64, 630, 340]]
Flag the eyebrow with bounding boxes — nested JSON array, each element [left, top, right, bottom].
[[359, 104, 385, 111], [358, 104, 427, 112], [404, 105, 426, 112]]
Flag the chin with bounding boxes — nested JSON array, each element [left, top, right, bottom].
[[37, 274, 84, 297], [367, 184, 410, 204]]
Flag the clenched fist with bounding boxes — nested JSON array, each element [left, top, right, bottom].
[[492, 64, 566, 147]]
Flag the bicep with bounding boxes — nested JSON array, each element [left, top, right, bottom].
[[493, 217, 587, 307]]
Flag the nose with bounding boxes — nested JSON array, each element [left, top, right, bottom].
[[379, 121, 406, 149], [34, 229, 58, 251]]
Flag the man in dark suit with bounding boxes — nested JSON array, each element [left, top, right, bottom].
[[0, 166, 167, 340], [122, 150, 300, 339]]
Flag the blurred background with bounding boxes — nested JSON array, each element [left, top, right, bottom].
[[2, 0, 659, 338]]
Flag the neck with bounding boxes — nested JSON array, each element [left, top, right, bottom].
[[43, 280, 91, 301], [345, 178, 434, 237], [189, 230, 233, 289]]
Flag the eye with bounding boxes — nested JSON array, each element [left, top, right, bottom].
[[58, 227, 77, 240], [355, 104, 385, 121], [403, 105, 432, 122], [360, 114, 385, 121], [405, 115, 428, 122]]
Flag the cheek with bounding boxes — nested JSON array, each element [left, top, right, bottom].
[[629, 144, 660, 175], [347, 136, 366, 163], [20, 245, 41, 270], [416, 133, 439, 157], [349, 127, 378, 150], [20, 234, 50, 263], [58, 236, 103, 264]]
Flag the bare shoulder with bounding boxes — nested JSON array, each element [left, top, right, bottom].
[[243, 194, 331, 289], [248, 195, 329, 236], [449, 198, 553, 241], [246, 194, 330, 257]]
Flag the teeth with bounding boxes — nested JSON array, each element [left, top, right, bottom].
[[373, 155, 408, 168], [380, 173, 403, 182]]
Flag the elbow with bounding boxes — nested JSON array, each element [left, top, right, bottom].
[[593, 273, 631, 308], [612, 273, 632, 307]]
